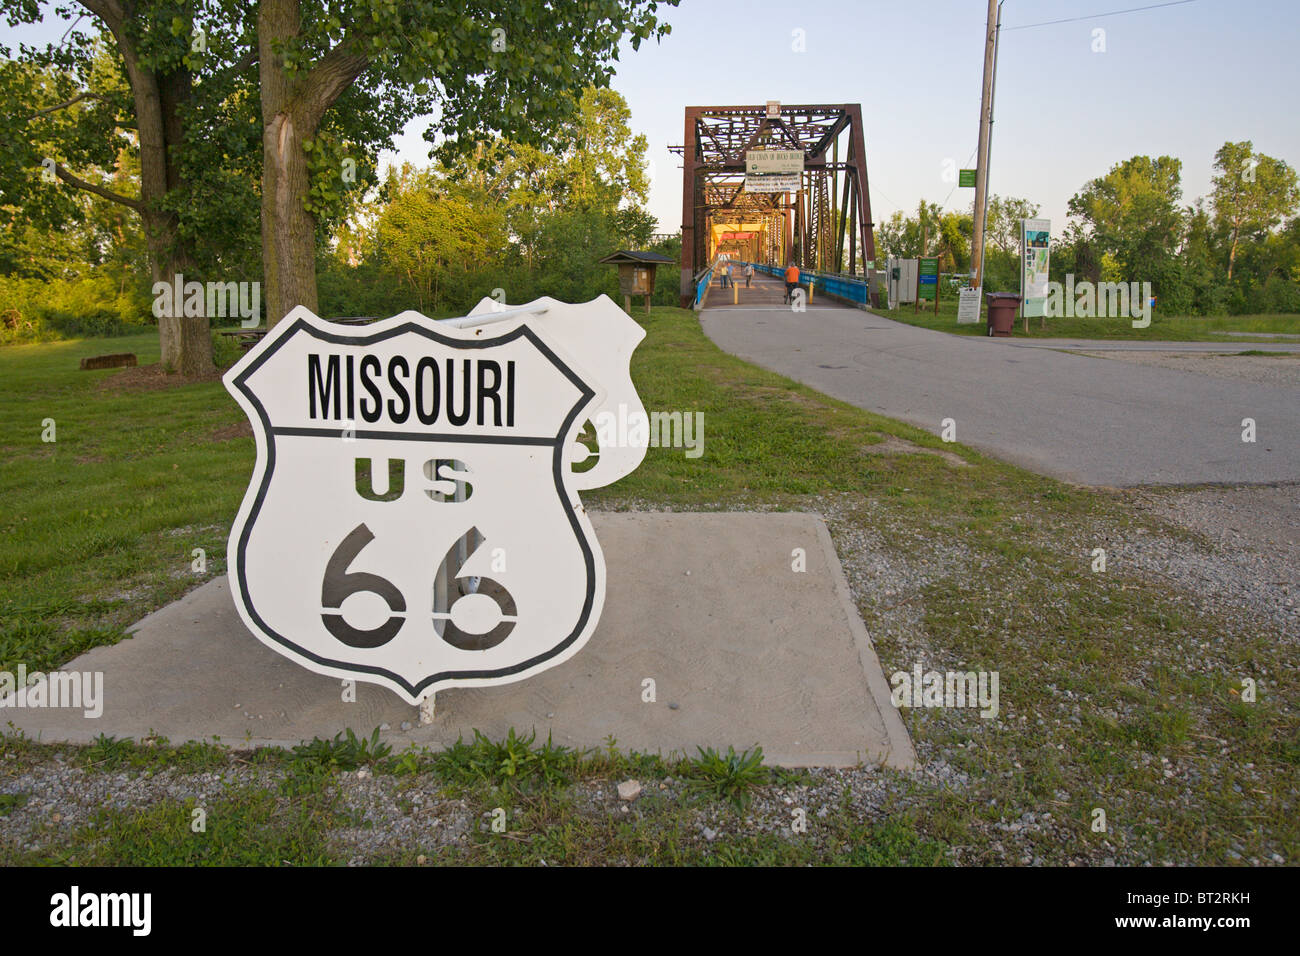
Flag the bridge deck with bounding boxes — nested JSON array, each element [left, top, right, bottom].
[[702, 270, 858, 311]]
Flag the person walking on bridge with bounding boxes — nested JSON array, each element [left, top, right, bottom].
[[743, 263, 754, 288], [784, 262, 800, 304]]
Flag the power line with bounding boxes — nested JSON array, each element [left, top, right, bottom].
[[1003, 0, 1196, 31]]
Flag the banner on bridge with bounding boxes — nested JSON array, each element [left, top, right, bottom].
[[745, 149, 804, 174], [745, 173, 801, 193]]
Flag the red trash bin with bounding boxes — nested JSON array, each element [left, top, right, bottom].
[[985, 293, 1020, 337]]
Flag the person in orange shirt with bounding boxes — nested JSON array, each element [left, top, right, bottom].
[[784, 263, 800, 304]]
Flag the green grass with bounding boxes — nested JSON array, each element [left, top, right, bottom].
[[77, 733, 230, 773], [1, 308, 1296, 866], [877, 295, 1300, 342], [0, 331, 249, 673], [12, 790, 342, 866]]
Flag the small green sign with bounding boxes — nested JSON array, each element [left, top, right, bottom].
[[959, 168, 977, 188], [917, 257, 939, 302]]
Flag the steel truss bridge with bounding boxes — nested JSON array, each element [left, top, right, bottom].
[[675, 103, 876, 307]]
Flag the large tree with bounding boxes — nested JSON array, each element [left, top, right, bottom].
[[1210, 140, 1300, 280], [462, 85, 653, 268], [5, 1, 263, 375], [372, 163, 506, 312], [9, 1, 675, 362], [984, 195, 1039, 258], [1067, 155, 1184, 280], [256, 0, 674, 325]]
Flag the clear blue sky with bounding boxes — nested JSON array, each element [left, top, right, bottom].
[[8, 0, 1299, 237], [601, 0, 1300, 234]]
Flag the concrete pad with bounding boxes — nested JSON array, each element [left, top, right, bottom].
[[3, 513, 914, 769]]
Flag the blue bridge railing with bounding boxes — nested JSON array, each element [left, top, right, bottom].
[[693, 257, 722, 309], [741, 262, 871, 307]]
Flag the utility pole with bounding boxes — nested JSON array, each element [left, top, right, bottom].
[[970, 0, 1002, 290]]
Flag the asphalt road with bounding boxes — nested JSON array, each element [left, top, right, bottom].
[[701, 279, 1299, 487]]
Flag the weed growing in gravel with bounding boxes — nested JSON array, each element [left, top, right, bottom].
[[432, 728, 577, 791], [289, 727, 391, 773], [386, 746, 434, 777], [0, 793, 28, 817], [683, 745, 770, 811], [77, 733, 227, 773]]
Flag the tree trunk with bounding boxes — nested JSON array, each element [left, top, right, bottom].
[[147, 211, 212, 377], [90, 4, 212, 374], [259, 0, 317, 326], [261, 108, 320, 325], [259, 0, 370, 325]]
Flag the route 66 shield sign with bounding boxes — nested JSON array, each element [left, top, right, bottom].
[[468, 294, 648, 491], [223, 306, 614, 704]]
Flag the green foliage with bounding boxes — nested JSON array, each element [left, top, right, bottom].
[[0, 271, 151, 343], [76, 734, 228, 773], [4, 8, 261, 273], [318, 85, 667, 317], [683, 745, 770, 812], [873, 147, 1300, 316], [0, 793, 28, 817], [210, 329, 243, 369], [303, 127, 377, 225], [1211, 141, 1300, 280], [289, 727, 392, 773], [1069, 155, 1184, 274], [372, 164, 508, 312], [431, 728, 577, 790]]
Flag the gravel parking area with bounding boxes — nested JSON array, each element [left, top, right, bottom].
[[1118, 483, 1299, 636], [1074, 349, 1300, 387]]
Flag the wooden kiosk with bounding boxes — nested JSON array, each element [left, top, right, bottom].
[[599, 250, 674, 316]]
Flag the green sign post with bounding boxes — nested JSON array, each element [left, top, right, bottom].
[[959, 168, 977, 188], [916, 256, 940, 314]]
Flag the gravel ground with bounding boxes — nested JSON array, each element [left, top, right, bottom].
[[1116, 483, 1300, 637], [1073, 349, 1300, 387], [1, 482, 1294, 865]]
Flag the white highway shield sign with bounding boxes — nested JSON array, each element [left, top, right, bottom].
[[223, 307, 608, 704]]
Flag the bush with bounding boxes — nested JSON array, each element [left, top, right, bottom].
[[1253, 277, 1300, 315], [0, 271, 151, 343], [317, 258, 412, 319], [211, 330, 243, 369]]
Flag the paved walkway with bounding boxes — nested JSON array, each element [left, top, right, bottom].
[[702, 282, 1299, 487]]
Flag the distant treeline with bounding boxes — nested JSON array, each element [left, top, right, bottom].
[[1, 87, 680, 343], [873, 143, 1300, 316]]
